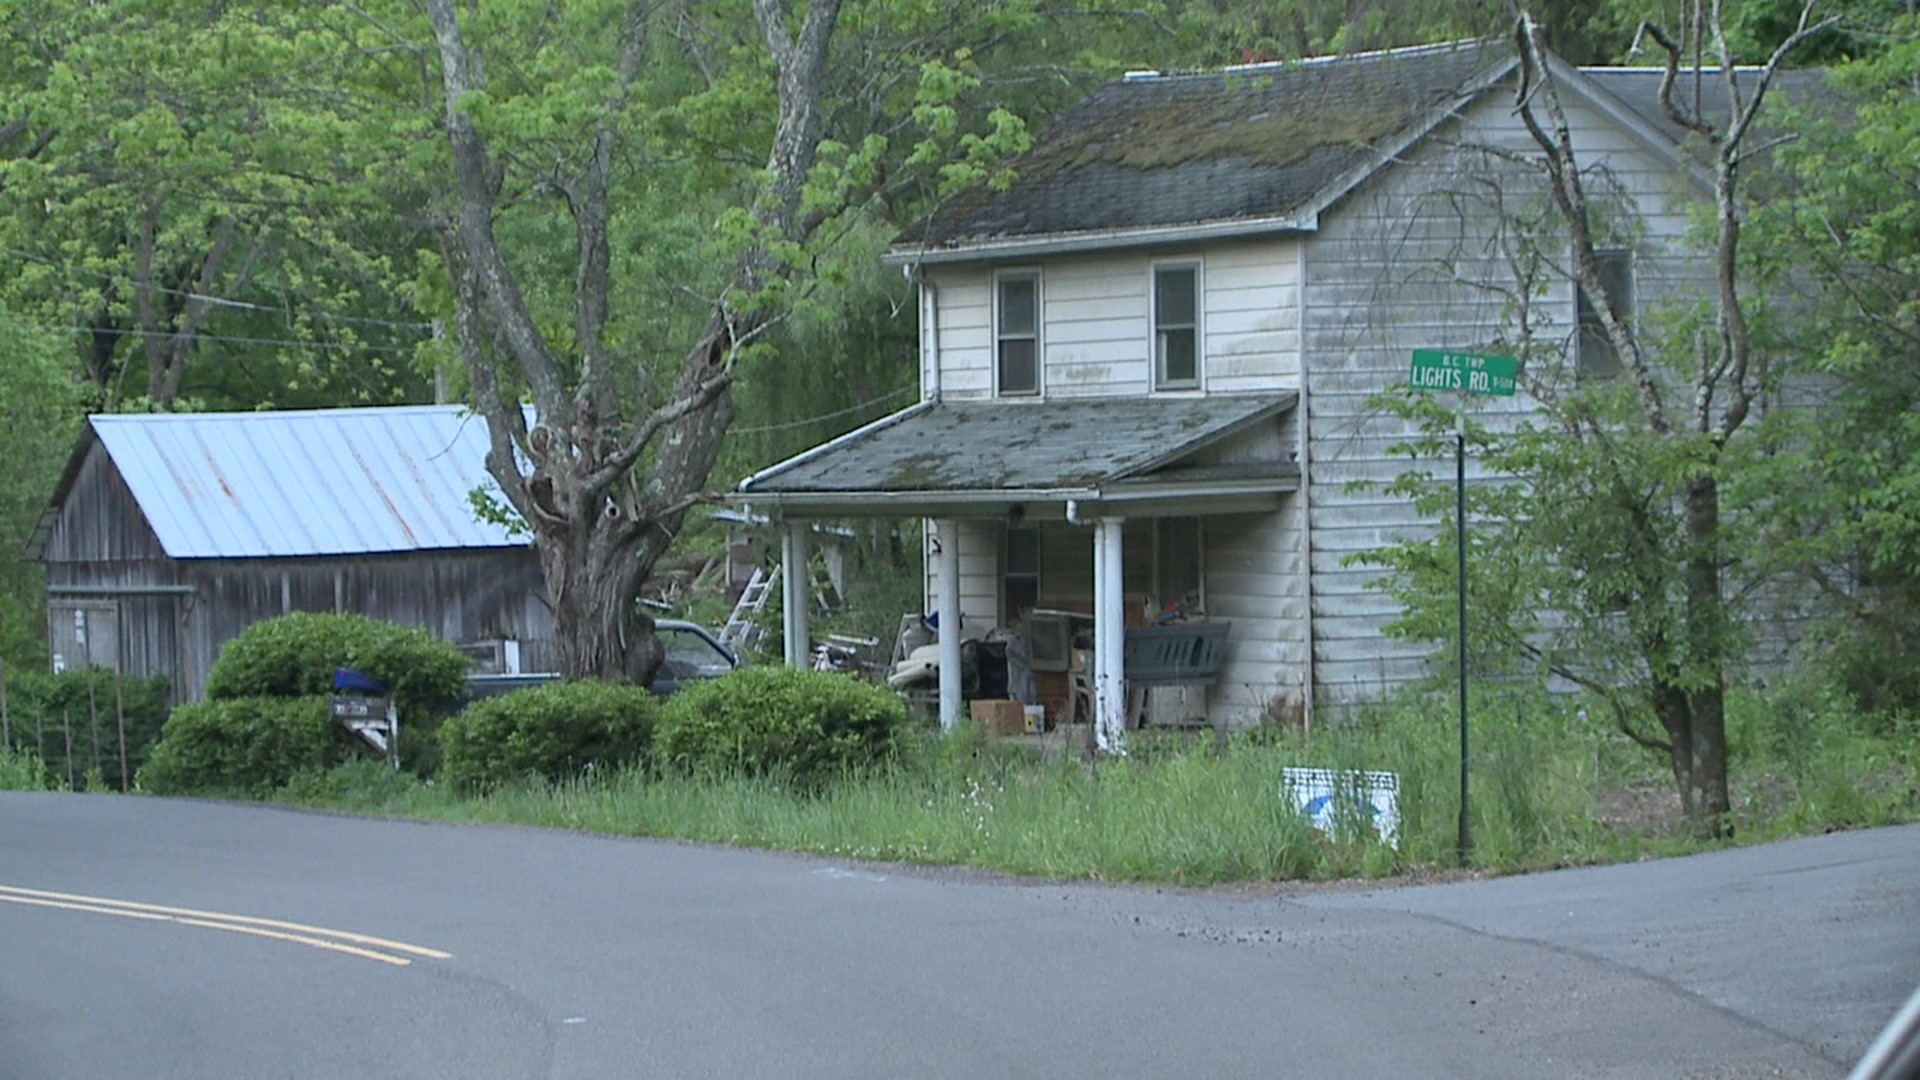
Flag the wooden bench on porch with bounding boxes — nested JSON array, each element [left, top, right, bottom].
[[1067, 621, 1231, 728]]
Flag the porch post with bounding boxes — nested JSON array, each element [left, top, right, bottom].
[[1093, 516, 1128, 755], [935, 519, 963, 731], [781, 523, 810, 668]]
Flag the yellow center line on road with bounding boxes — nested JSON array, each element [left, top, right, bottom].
[[0, 884, 451, 966]]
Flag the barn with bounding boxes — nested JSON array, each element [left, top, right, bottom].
[[27, 405, 552, 701]]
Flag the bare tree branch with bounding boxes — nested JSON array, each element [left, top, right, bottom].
[[1514, 15, 1670, 435]]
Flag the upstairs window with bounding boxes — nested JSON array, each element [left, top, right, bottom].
[[1153, 263, 1200, 390], [996, 272, 1039, 396], [1577, 250, 1634, 380]]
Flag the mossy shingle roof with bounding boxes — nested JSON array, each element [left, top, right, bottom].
[[739, 393, 1298, 502], [900, 40, 1516, 252]]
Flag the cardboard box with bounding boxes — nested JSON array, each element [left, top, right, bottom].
[[969, 699, 1026, 736]]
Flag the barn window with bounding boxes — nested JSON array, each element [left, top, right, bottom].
[[1577, 249, 1634, 379], [995, 271, 1040, 396]]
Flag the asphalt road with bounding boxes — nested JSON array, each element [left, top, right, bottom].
[[2, 793, 1912, 1079]]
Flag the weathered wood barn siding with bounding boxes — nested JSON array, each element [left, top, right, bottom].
[[39, 428, 553, 702], [42, 441, 185, 687], [1299, 87, 1706, 704]]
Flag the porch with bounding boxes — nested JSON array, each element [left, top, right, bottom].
[[733, 392, 1304, 753]]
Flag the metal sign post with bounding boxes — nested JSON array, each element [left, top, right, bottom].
[[1409, 350, 1518, 866]]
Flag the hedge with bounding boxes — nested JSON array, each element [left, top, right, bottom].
[[438, 680, 659, 793], [204, 612, 469, 719], [0, 669, 171, 791], [654, 667, 907, 787], [137, 696, 339, 796]]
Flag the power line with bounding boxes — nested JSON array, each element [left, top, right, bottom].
[[0, 320, 426, 355], [733, 386, 914, 435], [0, 247, 434, 333]]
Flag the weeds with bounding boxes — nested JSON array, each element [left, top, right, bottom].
[[254, 679, 1918, 886], [0, 747, 52, 791]]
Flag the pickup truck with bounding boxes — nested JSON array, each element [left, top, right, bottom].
[[462, 619, 740, 701]]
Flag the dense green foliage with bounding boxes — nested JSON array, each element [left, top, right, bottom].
[[137, 696, 337, 796], [1741, 25, 1920, 717], [0, 320, 84, 671], [655, 667, 907, 786], [0, 669, 171, 791], [204, 612, 469, 719], [0, 746, 53, 791], [438, 681, 659, 793]]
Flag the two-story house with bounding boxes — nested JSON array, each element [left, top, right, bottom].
[[737, 38, 1764, 748]]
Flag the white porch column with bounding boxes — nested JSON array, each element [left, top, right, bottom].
[[935, 519, 963, 730], [781, 523, 810, 668], [1093, 515, 1128, 755]]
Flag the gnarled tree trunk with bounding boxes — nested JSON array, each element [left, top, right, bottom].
[[424, 0, 837, 682]]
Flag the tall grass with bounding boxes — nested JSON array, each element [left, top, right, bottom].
[[263, 679, 1915, 886]]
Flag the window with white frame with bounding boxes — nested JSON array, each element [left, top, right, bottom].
[[1153, 262, 1200, 390], [1576, 249, 1634, 379], [996, 272, 1039, 396]]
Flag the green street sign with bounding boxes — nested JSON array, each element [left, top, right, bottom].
[[1410, 350, 1519, 397]]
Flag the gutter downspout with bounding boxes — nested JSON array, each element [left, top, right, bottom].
[[921, 274, 941, 404], [1298, 238, 1316, 733]]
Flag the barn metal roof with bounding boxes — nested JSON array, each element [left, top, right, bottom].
[[56, 405, 525, 559]]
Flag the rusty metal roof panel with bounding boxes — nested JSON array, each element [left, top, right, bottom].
[[88, 405, 520, 559]]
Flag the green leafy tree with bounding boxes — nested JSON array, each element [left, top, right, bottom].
[[1740, 22, 1920, 713], [0, 314, 83, 669], [1360, 8, 1838, 837], [0, 1, 430, 411]]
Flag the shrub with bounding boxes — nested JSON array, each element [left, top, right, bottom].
[[204, 612, 469, 719], [137, 696, 338, 796], [1, 670, 171, 791], [655, 667, 907, 787], [439, 681, 659, 793], [0, 746, 51, 791]]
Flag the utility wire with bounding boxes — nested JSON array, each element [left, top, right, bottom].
[[0, 246, 434, 332], [733, 386, 914, 435], [1, 320, 426, 355]]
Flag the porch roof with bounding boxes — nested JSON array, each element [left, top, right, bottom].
[[735, 392, 1300, 518]]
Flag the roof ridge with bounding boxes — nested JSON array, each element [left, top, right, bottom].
[[88, 403, 466, 423], [1120, 37, 1503, 82]]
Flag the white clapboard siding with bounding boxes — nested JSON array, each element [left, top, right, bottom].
[[1204, 507, 1307, 727], [927, 267, 993, 399], [923, 519, 1005, 630], [1301, 86, 1711, 700], [1205, 238, 1304, 393], [925, 241, 1304, 401]]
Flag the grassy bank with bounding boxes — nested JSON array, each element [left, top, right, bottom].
[[256, 682, 1918, 887]]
